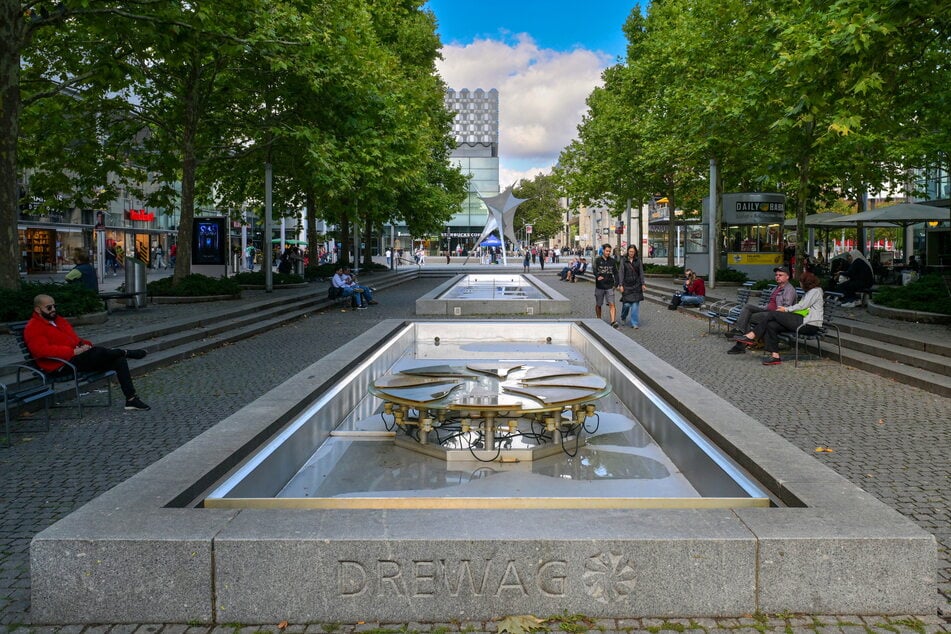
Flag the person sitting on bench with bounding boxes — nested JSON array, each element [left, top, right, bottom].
[[732, 272, 824, 366], [64, 250, 99, 292], [558, 258, 580, 281], [331, 267, 377, 308], [23, 294, 150, 410], [726, 266, 798, 352], [567, 258, 587, 282]]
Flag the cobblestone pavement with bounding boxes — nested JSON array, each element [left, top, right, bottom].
[[1, 273, 948, 630]]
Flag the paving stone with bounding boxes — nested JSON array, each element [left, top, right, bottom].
[[616, 621, 643, 630]]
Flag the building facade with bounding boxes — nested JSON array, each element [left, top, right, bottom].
[[445, 88, 500, 254], [17, 172, 180, 274], [385, 88, 499, 257]]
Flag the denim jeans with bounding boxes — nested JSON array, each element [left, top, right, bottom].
[[620, 301, 640, 327], [679, 294, 704, 306], [340, 287, 364, 307]]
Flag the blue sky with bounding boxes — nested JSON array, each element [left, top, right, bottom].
[[426, 1, 637, 186], [426, 0, 633, 60]]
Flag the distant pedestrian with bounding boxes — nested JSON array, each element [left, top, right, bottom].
[[105, 244, 118, 276], [64, 250, 98, 292], [523, 251, 530, 272], [593, 243, 620, 327], [619, 245, 646, 329]]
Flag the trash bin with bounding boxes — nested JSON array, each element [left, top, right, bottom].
[[124, 257, 148, 308]]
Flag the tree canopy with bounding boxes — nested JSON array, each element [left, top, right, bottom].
[[557, 0, 950, 271], [2, 0, 464, 288]]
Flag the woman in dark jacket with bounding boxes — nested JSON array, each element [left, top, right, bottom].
[[619, 245, 647, 328]]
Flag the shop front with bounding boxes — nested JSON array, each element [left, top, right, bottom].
[[688, 193, 786, 280], [18, 207, 178, 275]]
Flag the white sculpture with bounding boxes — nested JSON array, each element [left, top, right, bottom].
[[475, 185, 527, 266]]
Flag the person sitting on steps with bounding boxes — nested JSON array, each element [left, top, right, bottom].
[[835, 249, 874, 308], [668, 269, 705, 309]]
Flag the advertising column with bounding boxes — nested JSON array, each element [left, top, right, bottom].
[[191, 217, 228, 278]]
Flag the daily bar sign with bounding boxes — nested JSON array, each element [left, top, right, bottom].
[[721, 193, 785, 225], [127, 209, 156, 222]]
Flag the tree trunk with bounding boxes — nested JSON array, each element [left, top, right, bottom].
[[0, 8, 24, 290], [172, 61, 201, 284], [362, 216, 373, 269], [337, 209, 350, 267], [305, 187, 318, 268], [795, 151, 811, 279]]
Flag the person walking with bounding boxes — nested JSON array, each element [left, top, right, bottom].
[[105, 244, 118, 276], [522, 250, 531, 273], [593, 243, 621, 328], [619, 245, 646, 328]]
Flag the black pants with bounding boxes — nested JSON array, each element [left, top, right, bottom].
[[56, 347, 136, 399], [835, 279, 867, 302], [751, 312, 820, 353], [735, 305, 766, 332]]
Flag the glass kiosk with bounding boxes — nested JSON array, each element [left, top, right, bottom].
[[686, 193, 786, 281]]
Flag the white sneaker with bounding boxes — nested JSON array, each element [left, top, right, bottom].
[[841, 301, 859, 308]]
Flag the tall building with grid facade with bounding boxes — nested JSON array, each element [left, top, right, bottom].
[[444, 88, 500, 252]]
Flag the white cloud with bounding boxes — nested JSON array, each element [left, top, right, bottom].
[[499, 164, 552, 189], [437, 34, 610, 171]]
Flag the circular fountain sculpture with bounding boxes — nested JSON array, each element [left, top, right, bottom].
[[369, 362, 612, 462]]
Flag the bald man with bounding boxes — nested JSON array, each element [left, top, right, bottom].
[[23, 294, 150, 411]]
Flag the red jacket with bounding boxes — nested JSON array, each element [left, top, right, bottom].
[[686, 278, 706, 296], [23, 313, 92, 372]]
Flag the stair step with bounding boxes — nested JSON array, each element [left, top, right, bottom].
[[835, 346, 951, 398], [839, 332, 951, 376], [832, 319, 951, 359]]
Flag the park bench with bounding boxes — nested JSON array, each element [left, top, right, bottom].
[[1, 364, 54, 447], [98, 290, 145, 314], [703, 282, 764, 333], [7, 322, 116, 417], [776, 291, 844, 367]]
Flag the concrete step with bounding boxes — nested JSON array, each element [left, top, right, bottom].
[[128, 303, 319, 376], [831, 317, 951, 359], [807, 340, 951, 398], [838, 331, 951, 377]]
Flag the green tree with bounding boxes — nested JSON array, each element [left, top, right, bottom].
[[513, 173, 563, 244]]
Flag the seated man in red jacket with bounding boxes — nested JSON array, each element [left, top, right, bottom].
[[24, 294, 151, 411]]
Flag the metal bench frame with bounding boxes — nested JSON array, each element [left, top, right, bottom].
[[8, 322, 115, 418], [1, 364, 54, 447]]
